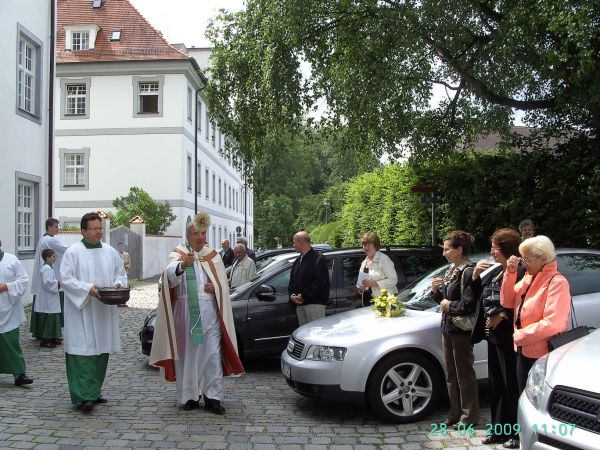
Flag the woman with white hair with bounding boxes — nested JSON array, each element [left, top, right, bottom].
[[501, 236, 571, 390]]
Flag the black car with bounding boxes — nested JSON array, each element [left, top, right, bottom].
[[140, 246, 445, 358]]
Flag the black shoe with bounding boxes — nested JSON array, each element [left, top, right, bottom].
[[95, 396, 108, 404], [53, 338, 63, 345], [442, 417, 459, 426], [204, 397, 225, 415], [14, 374, 33, 387], [483, 435, 506, 445], [80, 400, 95, 412], [182, 400, 199, 411], [40, 340, 56, 348], [503, 438, 519, 449]]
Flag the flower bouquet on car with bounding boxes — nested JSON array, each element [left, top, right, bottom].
[[370, 289, 405, 318]]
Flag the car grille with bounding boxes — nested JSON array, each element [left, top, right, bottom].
[[287, 337, 305, 360], [538, 435, 583, 450], [548, 387, 600, 434]]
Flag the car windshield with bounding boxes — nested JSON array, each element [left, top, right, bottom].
[[398, 264, 449, 310], [398, 254, 488, 311]]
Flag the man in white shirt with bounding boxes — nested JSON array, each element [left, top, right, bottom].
[[229, 244, 257, 290], [0, 240, 33, 387], [60, 213, 127, 412]]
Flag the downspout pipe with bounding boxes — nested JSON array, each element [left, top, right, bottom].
[[48, 0, 56, 216]]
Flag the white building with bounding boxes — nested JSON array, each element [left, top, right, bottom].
[[0, 0, 54, 279], [54, 0, 253, 248]]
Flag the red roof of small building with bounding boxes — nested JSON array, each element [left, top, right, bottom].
[[57, 0, 188, 63]]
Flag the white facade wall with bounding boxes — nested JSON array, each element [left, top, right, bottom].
[[54, 61, 254, 248], [0, 0, 52, 296]]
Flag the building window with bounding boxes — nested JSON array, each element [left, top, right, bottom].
[[205, 111, 209, 140], [60, 78, 91, 119], [205, 167, 209, 199], [218, 178, 222, 205], [211, 121, 216, 147], [223, 182, 227, 207], [16, 180, 34, 251], [16, 24, 43, 122], [229, 186, 232, 209], [197, 101, 202, 131], [60, 148, 90, 191], [196, 162, 201, 195], [110, 29, 121, 42], [212, 173, 216, 202], [72, 31, 90, 50], [187, 155, 192, 192], [187, 87, 193, 121], [65, 25, 99, 51], [132, 75, 164, 117]]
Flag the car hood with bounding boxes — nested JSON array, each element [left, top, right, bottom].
[[544, 329, 600, 392], [292, 307, 440, 347]]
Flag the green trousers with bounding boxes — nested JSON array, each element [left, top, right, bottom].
[[65, 353, 109, 404], [0, 328, 26, 375]]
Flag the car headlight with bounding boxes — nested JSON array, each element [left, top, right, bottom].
[[525, 353, 549, 410], [305, 345, 346, 361]]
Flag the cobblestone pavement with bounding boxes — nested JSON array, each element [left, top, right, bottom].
[[0, 280, 507, 450]]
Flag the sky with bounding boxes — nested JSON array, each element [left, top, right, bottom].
[[129, 0, 244, 48]]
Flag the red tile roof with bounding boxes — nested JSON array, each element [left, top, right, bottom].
[[57, 0, 188, 63]]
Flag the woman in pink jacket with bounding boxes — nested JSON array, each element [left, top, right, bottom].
[[501, 235, 571, 394]]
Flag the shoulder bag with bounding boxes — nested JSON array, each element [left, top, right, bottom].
[[451, 266, 477, 331], [548, 299, 591, 351]]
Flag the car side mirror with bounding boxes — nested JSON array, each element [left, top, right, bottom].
[[255, 284, 276, 301]]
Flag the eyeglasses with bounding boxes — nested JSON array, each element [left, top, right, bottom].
[[521, 255, 540, 264], [86, 227, 103, 232]]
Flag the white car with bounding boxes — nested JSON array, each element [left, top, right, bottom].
[[519, 328, 600, 450], [281, 249, 600, 423]]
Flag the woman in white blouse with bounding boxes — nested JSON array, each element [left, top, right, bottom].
[[357, 232, 398, 305]]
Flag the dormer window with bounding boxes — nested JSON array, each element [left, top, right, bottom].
[[64, 24, 100, 51], [110, 29, 121, 42], [72, 31, 90, 50]]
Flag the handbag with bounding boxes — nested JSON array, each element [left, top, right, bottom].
[[449, 265, 476, 331], [548, 298, 591, 351], [452, 313, 476, 331]]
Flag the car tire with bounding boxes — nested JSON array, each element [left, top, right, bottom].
[[367, 351, 441, 423]]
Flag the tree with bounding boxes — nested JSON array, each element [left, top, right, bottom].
[[206, 0, 600, 163], [111, 187, 176, 235]]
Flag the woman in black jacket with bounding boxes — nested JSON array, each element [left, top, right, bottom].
[[472, 229, 524, 449], [431, 230, 479, 428]]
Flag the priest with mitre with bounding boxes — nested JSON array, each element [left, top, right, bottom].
[[150, 212, 244, 415], [60, 212, 127, 412]]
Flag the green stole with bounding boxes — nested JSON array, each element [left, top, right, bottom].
[[81, 238, 102, 249], [184, 244, 204, 344]]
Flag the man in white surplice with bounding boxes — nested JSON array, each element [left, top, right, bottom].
[[60, 212, 127, 413], [150, 212, 244, 415]]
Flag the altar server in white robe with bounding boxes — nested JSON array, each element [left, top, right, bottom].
[[60, 212, 127, 412], [0, 240, 33, 387], [30, 218, 69, 336], [150, 212, 244, 415]]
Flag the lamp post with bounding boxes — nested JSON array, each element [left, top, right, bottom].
[[322, 198, 331, 224]]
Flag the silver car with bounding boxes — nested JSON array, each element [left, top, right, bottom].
[[281, 249, 600, 423], [519, 328, 600, 450]]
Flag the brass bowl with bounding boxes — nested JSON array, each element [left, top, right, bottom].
[[98, 287, 130, 305]]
